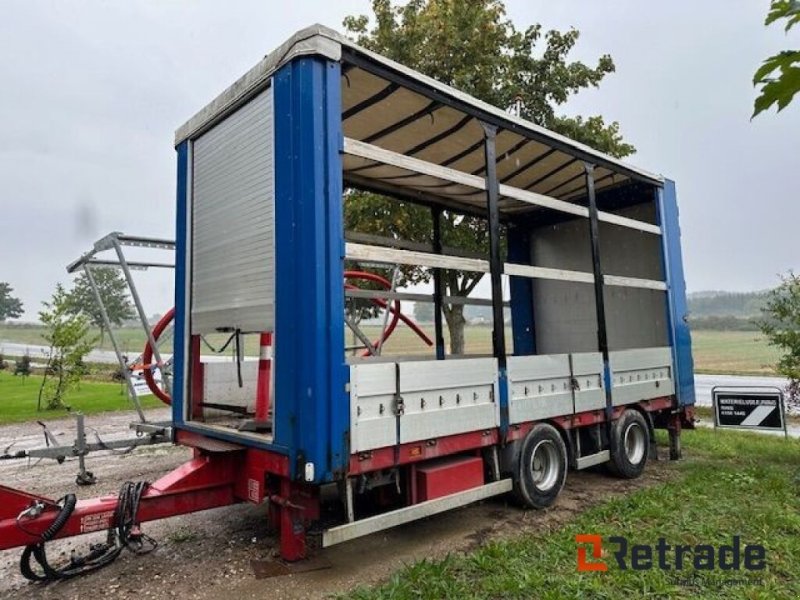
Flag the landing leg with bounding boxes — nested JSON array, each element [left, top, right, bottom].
[[275, 480, 320, 562], [668, 413, 682, 461]]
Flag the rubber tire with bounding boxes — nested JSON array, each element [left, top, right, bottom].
[[608, 410, 650, 479], [511, 423, 568, 509]]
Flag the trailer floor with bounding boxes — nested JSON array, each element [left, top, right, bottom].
[[0, 409, 676, 599]]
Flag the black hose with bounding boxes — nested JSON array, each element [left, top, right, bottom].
[[19, 482, 156, 583]]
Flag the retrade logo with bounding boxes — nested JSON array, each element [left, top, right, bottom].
[[575, 534, 766, 572], [575, 534, 607, 572]]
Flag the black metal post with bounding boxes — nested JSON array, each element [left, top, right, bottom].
[[482, 123, 507, 369], [584, 162, 609, 360], [432, 206, 446, 360], [585, 162, 613, 427]]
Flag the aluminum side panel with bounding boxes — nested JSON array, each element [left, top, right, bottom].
[[350, 363, 397, 453], [610, 347, 674, 406], [507, 354, 573, 423], [571, 352, 606, 412], [399, 359, 499, 444]]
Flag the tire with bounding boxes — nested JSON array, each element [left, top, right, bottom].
[[608, 410, 650, 479], [511, 423, 568, 509]]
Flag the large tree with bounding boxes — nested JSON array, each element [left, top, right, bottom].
[[66, 267, 135, 344], [753, 0, 800, 117], [0, 282, 23, 322], [343, 0, 634, 354]]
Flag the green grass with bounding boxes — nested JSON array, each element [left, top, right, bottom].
[[691, 330, 780, 376], [0, 371, 163, 425], [346, 429, 800, 599]]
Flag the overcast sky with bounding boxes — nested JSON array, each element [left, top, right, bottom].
[[1, 1, 797, 320]]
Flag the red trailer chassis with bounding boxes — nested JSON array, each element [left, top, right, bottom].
[[0, 397, 691, 566]]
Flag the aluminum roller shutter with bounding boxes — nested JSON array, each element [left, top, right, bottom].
[[191, 87, 274, 334]]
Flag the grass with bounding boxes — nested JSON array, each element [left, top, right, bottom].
[[346, 429, 800, 599], [691, 330, 780, 376], [0, 371, 163, 425]]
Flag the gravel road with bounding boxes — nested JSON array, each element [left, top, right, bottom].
[[0, 409, 677, 599]]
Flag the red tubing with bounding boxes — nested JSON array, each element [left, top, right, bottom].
[[143, 272, 433, 405], [142, 307, 175, 406], [344, 270, 433, 355]]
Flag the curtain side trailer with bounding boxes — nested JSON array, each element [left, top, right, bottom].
[[0, 24, 694, 566]]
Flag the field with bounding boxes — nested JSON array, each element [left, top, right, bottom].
[[690, 330, 780, 375], [350, 428, 800, 599], [0, 371, 162, 425], [1, 324, 782, 376]]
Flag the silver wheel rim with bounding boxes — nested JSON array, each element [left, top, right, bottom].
[[623, 422, 646, 465], [530, 440, 560, 491]]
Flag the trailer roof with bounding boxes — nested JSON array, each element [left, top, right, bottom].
[[176, 24, 663, 214]]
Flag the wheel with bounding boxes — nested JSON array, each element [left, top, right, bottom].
[[511, 423, 568, 509], [608, 409, 650, 479]]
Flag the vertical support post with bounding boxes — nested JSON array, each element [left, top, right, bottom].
[[273, 57, 348, 481], [75, 413, 95, 485], [584, 163, 613, 422], [190, 336, 204, 420], [657, 180, 695, 407], [173, 140, 191, 427], [83, 264, 144, 422], [481, 122, 508, 432], [431, 207, 445, 359], [668, 413, 682, 460], [481, 124, 507, 368], [255, 333, 273, 424]]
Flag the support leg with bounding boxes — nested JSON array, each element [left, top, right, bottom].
[[276, 480, 320, 562], [668, 413, 682, 461]]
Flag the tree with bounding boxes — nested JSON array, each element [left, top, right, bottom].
[[0, 282, 23, 322], [343, 0, 635, 353], [753, 0, 800, 117], [760, 272, 800, 403], [38, 284, 94, 410], [66, 267, 135, 344]]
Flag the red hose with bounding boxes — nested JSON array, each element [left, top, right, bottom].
[[143, 271, 433, 404], [344, 270, 433, 355], [142, 307, 175, 406]]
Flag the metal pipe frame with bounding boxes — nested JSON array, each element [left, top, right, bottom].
[[111, 237, 171, 396]]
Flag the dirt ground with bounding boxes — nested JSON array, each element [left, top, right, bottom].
[[0, 409, 676, 599]]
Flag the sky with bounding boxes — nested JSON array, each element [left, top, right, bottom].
[[0, 1, 797, 320]]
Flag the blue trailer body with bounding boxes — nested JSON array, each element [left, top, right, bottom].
[[169, 24, 696, 522], [659, 179, 696, 407]]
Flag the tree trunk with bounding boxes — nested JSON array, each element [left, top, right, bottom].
[[443, 304, 466, 355]]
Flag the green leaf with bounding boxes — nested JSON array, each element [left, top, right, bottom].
[[752, 51, 800, 117]]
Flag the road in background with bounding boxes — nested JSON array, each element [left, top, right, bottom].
[[694, 373, 788, 407]]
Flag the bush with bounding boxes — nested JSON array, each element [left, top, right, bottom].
[[14, 354, 31, 377], [0, 353, 7, 370]]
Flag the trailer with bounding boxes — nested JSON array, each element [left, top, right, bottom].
[[0, 24, 695, 576]]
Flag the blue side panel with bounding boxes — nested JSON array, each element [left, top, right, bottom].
[[172, 141, 189, 427], [658, 180, 695, 406], [273, 58, 348, 482], [507, 225, 535, 356]]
